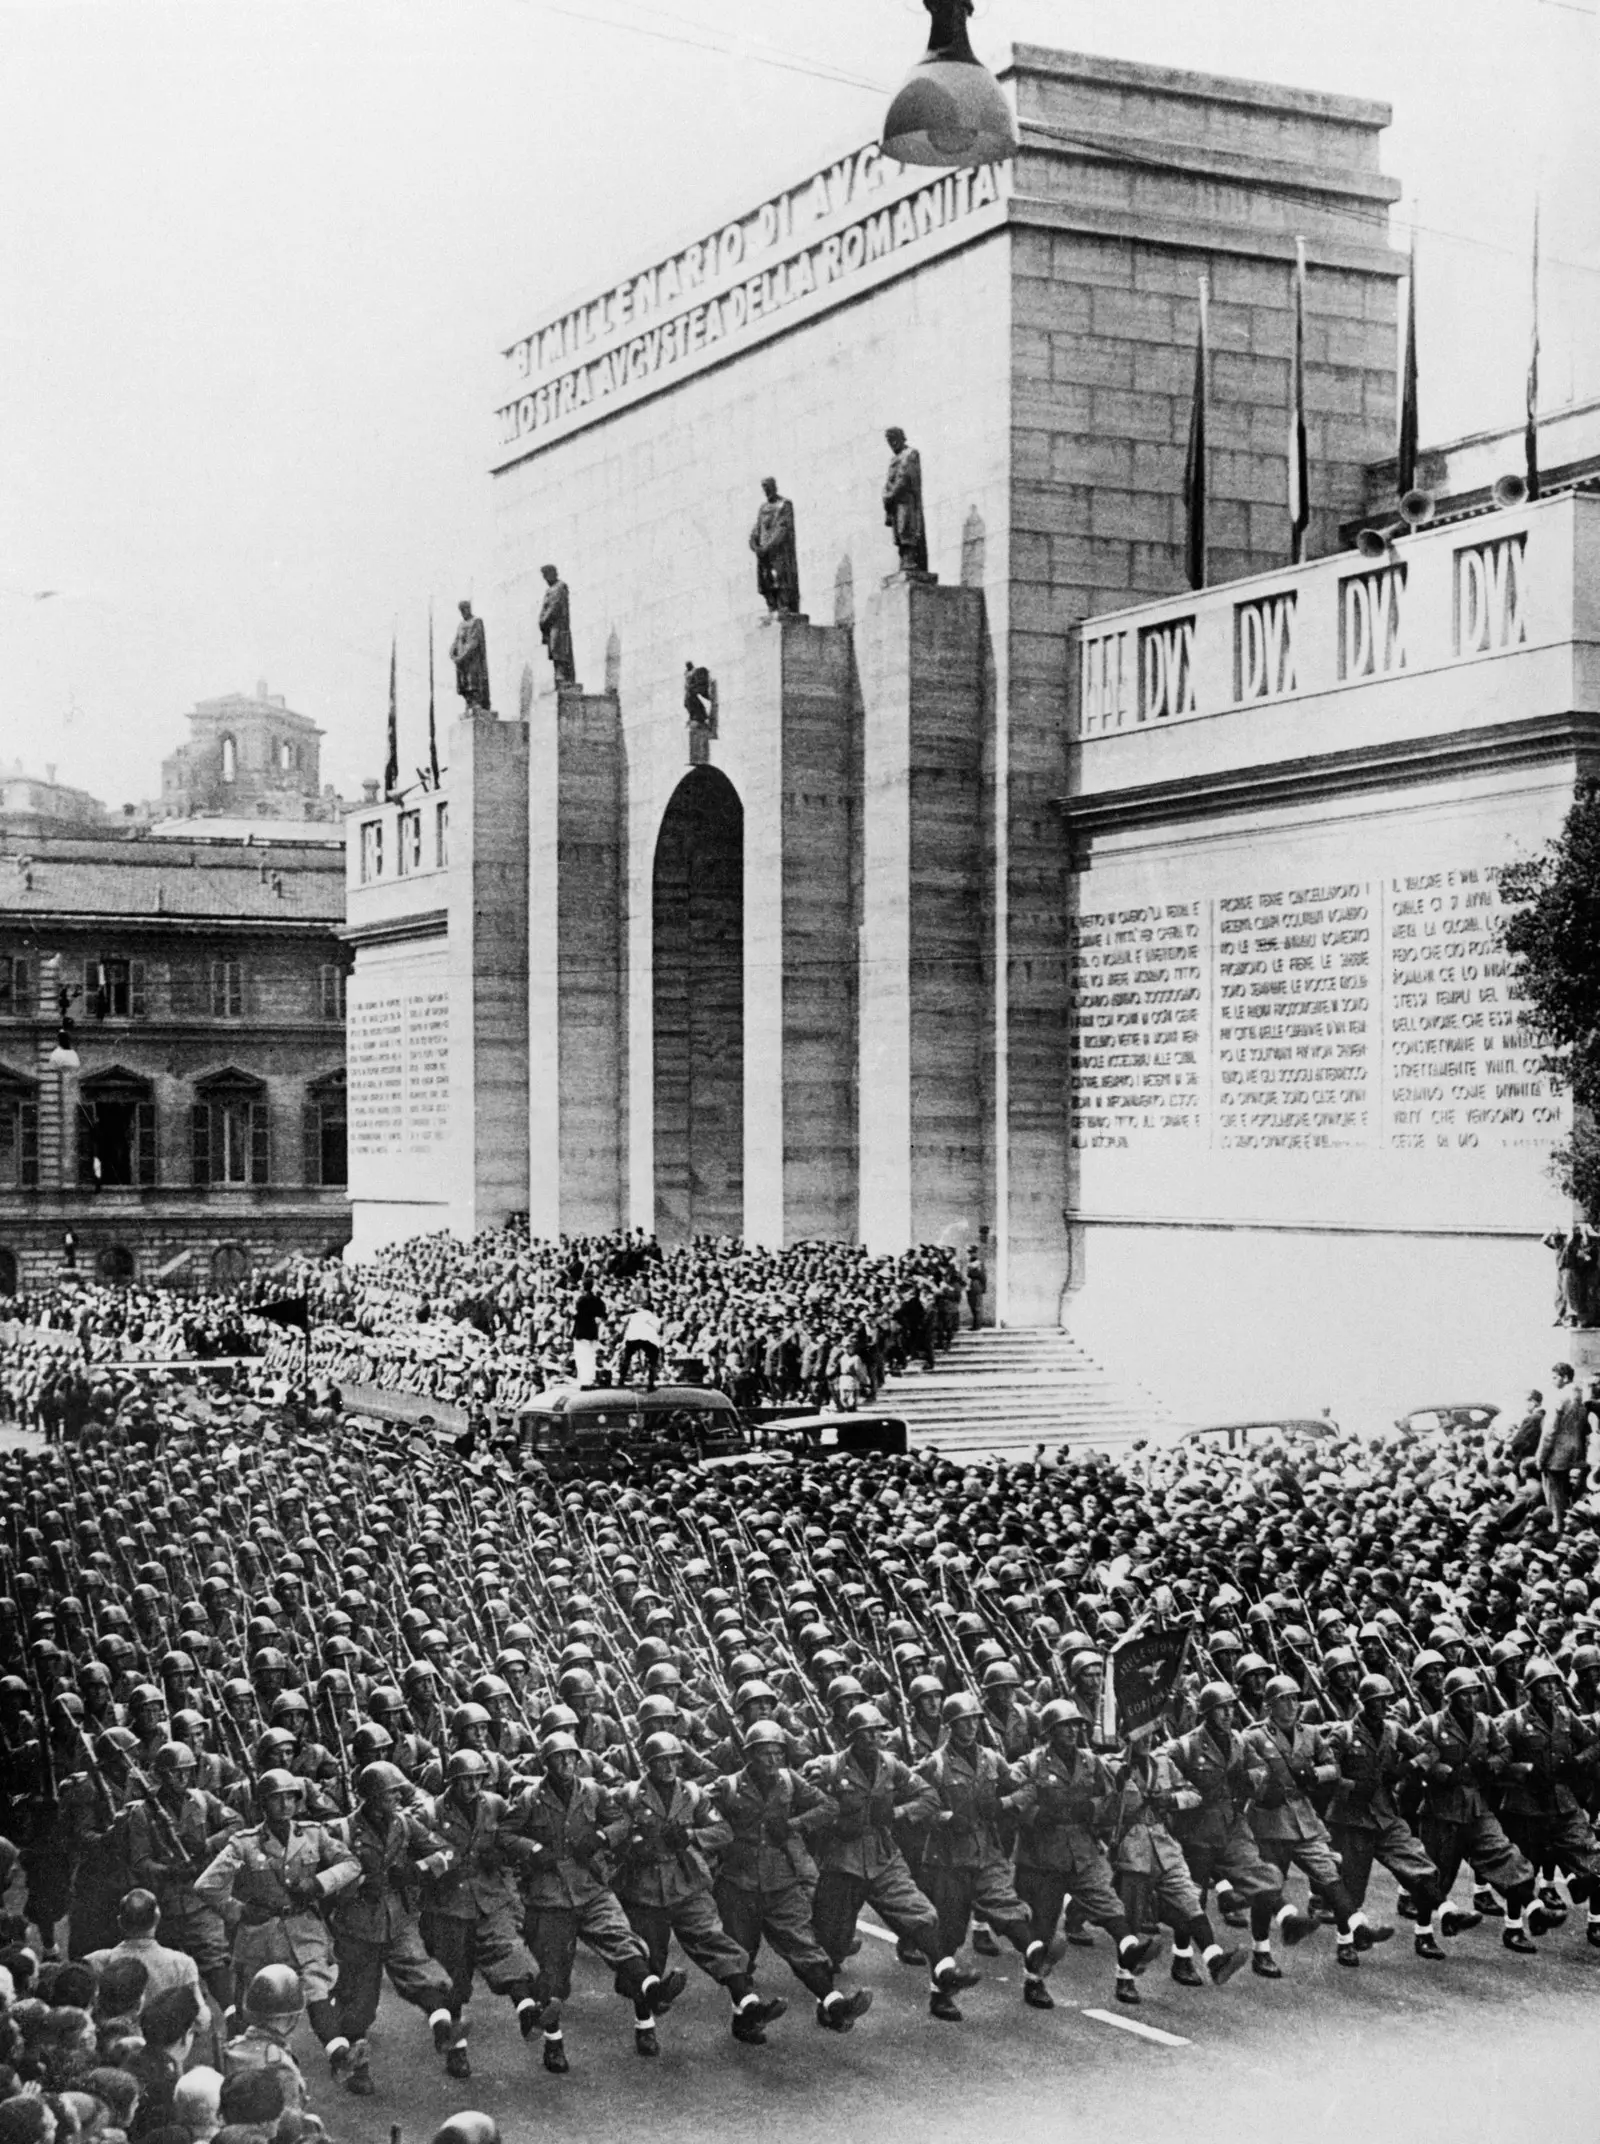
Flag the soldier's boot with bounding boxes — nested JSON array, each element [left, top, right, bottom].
[[1022, 1974, 1054, 2009], [345, 2039, 375, 2095], [445, 2019, 471, 2079], [325, 2037, 353, 2087], [1113, 1967, 1140, 2005], [1275, 1901, 1318, 1947], [640, 1968, 687, 2013], [1205, 1945, 1246, 1984], [1413, 1931, 1447, 1961], [1170, 1946, 1204, 1987], [1502, 1903, 1540, 1953], [1336, 1936, 1361, 1967], [1023, 1935, 1066, 1978], [1250, 1949, 1284, 1979], [896, 1938, 923, 1965], [929, 1985, 963, 2021], [1396, 1894, 1418, 1920], [634, 2018, 659, 2058], [1472, 1887, 1504, 1917], [1538, 1882, 1568, 1924], [972, 1923, 1001, 1956], [816, 1988, 873, 2033], [1214, 1883, 1248, 1929], [430, 2009, 455, 2056], [527, 1996, 566, 2073], [1349, 1909, 1394, 1950], [1117, 1932, 1155, 1976], [931, 1954, 981, 1993]]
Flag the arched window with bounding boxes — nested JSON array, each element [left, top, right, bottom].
[[95, 1244, 136, 1286], [278, 739, 292, 773], [192, 1070, 269, 1185], [220, 734, 237, 783]]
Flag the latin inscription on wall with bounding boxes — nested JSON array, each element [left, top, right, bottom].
[[349, 989, 451, 1157], [1068, 863, 1557, 1154]]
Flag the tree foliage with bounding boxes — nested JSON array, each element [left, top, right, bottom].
[[1498, 778, 1600, 1217]]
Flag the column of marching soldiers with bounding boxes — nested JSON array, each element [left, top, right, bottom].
[[3, 1421, 1600, 2109]]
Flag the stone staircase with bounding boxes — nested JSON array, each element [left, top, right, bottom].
[[880, 1326, 1177, 1460]]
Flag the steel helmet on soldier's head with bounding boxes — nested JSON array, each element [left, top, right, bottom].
[[256, 1768, 303, 1802], [1235, 1652, 1272, 1681], [349, 1723, 394, 1764], [908, 1674, 945, 1703], [1412, 1650, 1447, 1676], [244, 1965, 304, 2019], [1196, 1682, 1237, 1716], [451, 1703, 491, 1736], [358, 1760, 408, 1801], [981, 1660, 1021, 1689], [742, 1719, 788, 1752], [1263, 1675, 1301, 1704], [733, 1680, 777, 1711], [941, 1691, 981, 1724], [446, 1748, 489, 1782], [1442, 1666, 1481, 1698], [845, 1703, 888, 1735], [1039, 1697, 1086, 1731], [1357, 1673, 1395, 1702], [642, 1731, 684, 1762], [541, 1731, 580, 1758], [1523, 1656, 1562, 1689], [154, 1741, 196, 1775]]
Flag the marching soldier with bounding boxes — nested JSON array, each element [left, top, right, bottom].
[[1496, 1655, 1600, 1944], [419, 1748, 544, 2075], [125, 1740, 243, 2015], [221, 1964, 311, 2115], [1414, 1666, 1545, 1951]]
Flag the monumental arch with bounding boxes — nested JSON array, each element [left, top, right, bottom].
[[484, 44, 1406, 1324]]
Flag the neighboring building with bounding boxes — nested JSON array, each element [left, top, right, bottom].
[[158, 681, 344, 823], [0, 831, 350, 1294], [0, 762, 107, 838]]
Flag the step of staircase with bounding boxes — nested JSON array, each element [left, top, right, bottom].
[[880, 1327, 1175, 1459]]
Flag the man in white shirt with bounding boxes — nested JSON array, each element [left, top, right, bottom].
[[618, 1298, 664, 1391]]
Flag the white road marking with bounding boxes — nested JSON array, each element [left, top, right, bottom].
[[1080, 2007, 1191, 2047], [856, 1917, 898, 1943]]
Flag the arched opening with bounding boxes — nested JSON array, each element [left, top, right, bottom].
[[77, 1069, 155, 1187], [96, 1244, 135, 1286], [210, 1241, 250, 1289], [220, 734, 237, 784], [653, 767, 743, 1243], [0, 1248, 17, 1298]]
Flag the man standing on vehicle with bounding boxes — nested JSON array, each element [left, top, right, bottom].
[[619, 1296, 664, 1392], [570, 1275, 606, 1391], [1538, 1364, 1587, 1536]]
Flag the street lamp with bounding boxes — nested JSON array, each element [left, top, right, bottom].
[[882, 0, 1018, 170]]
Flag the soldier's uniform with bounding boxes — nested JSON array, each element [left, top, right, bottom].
[[604, 1773, 751, 1988], [1325, 1714, 1444, 1915], [508, 1768, 656, 2011], [418, 1786, 540, 2014], [1243, 1717, 1356, 1918], [125, 1781, 243, 2004], [1497, 1692, 1600, 1933], [915, 1734, 1035, 1962], [1413, 1706, 1536, 1915], [707, 1759, 840, 2000], [805, 1745, 942, 1968], [193, 1812, 359, 2020], [1010, 1734, 1148, 1993], [325, 1798, 456, 2042]]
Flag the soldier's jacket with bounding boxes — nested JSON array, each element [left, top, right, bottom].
[[1495, 1701, 1600, 1818], [421, 1789, 539, 1919], [1326, 1714, 1428, 1831], [1009, 1742, 1118, 1869], [126, 1786, 243, 1897], [1101, 1748, 1202, 1875], [488, 1717, 536, 1762], [1413, 1708, 1510, 1823], [327, 1805, 450, 1944], [574, 1709, 628, 1765], [1243, 1720, 1338, 1843], [604, 1776, 731, 1906], [707, 1763, 837, 1891], [916, 1739, 1024, 1870], [805, 1748, 938, 1878], [223, 2024, 306, 2113], [507, 1771, 620, 1909], [892, 1714, 942, 1769], [705, 1725, 812, 1778], [982, 1700, 1038, 1764], [0, 1724, 52, 1845], [1156, 1725, 1267, 1844], [192, 1817, 360, 1925], [1301, 1686, 1361, 1730]]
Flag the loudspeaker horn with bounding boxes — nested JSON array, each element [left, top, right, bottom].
[[1492, 471, 1529, 510], [1398, 488, 1436, 528], [1356, 527, 1391, 559]]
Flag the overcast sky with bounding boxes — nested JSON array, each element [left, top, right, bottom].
[[1, 0, 1595, 809]]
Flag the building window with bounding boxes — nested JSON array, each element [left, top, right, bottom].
[[0, 1248, 17, 1297], [397, 810, 422, 876], [0, 1081, 39, 1190], [436, 801, 450, 869], [319, 964, 346, 1022], [221, 734, 237, 783], [278, 740, 292, 773], [211, 1241, 250, 1288], [0, 956, 31, 1017], [192, 1080, 269, 1186], [76, 1074, 156, 1188], [85, 957, 147, 1021], [359, 820, 383, 883], [303, 1071, 347, 1187], [210, 958, 244, 1019]]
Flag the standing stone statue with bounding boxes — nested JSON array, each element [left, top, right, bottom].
[[449, 599, 490, 712], [539, 564, 575, 684], [883, 426, 929, 576], [749, 477, 800, 615]]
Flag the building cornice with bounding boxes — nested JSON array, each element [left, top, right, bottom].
[[340, 907, 449, 949]]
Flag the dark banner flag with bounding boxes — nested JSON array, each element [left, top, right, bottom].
[[1525, 199, 1541, 502], [1288, 236, 1309, 563], [1182, 276, 1209, 590], [257, 1294, 310, 1334], [383, 634, 399, 801], [1397, 227, 1419, 498], [1110, 1620, 1193, 1739], [427, 605, 441, 787]]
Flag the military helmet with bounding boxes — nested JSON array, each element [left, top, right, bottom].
[[358, 1760, 409, 1801], [941, 1691, 982, 1724], [244, 1964, 304, 2019], [908, 1673, 945, 1702], [844, 1703, 888, 1735], [154, 1741, 196, 1775], [642, 1731, 684, 1762], [446, 1748, 490, 1783], [1412, 1649, 1447, 1676], [1196, 1681, 1237, 1716], [256, 1767, 304, 1802], [451, 1703, 492, 1737], [541, 1731, 580, 1758], [1039, 1696, 1086, 1731], [1442, 1666, 1482, 1699], [742, 1719, 788, 1752], [1236, 1652, 1273, 1681], [1523, 1656, 1562, 1690], [1263, 1675, 1301, 1704], [1356, 1673, 1395, 1702], [981, 1660, 1021, 1689], [349, 1723, 394, 1765]]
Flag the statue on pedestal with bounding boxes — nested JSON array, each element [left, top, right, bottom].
[[684, 664, 717, 763], [449, 599, 490, 713], [1544, 1224, 1600, 1326], [883, 426, 929, 576], [749, 477, 801, 615], [539, 564, 575, 684]]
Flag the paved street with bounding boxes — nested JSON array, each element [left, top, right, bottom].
[[317, 1884, 1600, 2144]]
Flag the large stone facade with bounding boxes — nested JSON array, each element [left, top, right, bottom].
[[479, 44, 1402, 1320]]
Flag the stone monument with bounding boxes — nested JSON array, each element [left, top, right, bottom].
[[749, 477, 801, 617], [539, 564, 575, 684], [449, 600, 490, 713], [883, 426, 931, 579]]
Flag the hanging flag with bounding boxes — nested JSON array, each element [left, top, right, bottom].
[[1525, 198, 1541, 502], [1288, 237, 1310, 564], [427, 606, 441, 788], [1182, 276, 1209, 591], [383, 634, 399, 800], [1396, 227, 1419, 498], [1110, 1618, 1193, 1741]]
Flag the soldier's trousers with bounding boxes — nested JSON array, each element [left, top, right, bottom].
[[523, 1893, 651, 2005], [331, 1923, 455, 2038], [713, 1877, 835, 2000], [1328, 1818, 1440, 1914], [620, 1890, 750, 1987], [919, 1859, 1033, 1961], [1178, 1823, 1284, 1905], [1115, 1832, 1205, 1931], [813, 1857, 940, 1969], [420, 1906, 536, 2009], [1016, 1852, 1131, 1945], [1258, 1835, 1354, 1918], [1419, 1813, 1533, 1903], [1501, 1808, 1600, 1894]]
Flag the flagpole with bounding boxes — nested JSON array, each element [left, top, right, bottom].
[[384, 630, 399, 802], [1183, 275, 1210, 592], [427, 605, 440, 788], [1525, 197, 1541, 502], [1397, 218, 1419, 501], [1289, 236, 1309, 565]]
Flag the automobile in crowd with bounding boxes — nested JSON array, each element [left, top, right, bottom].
[[507, 1383, 750, 1476], [1180, 1415, 1334, 1455], [696, 1409, 910, 1470], [1393, 1400, 1502, 1437]]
